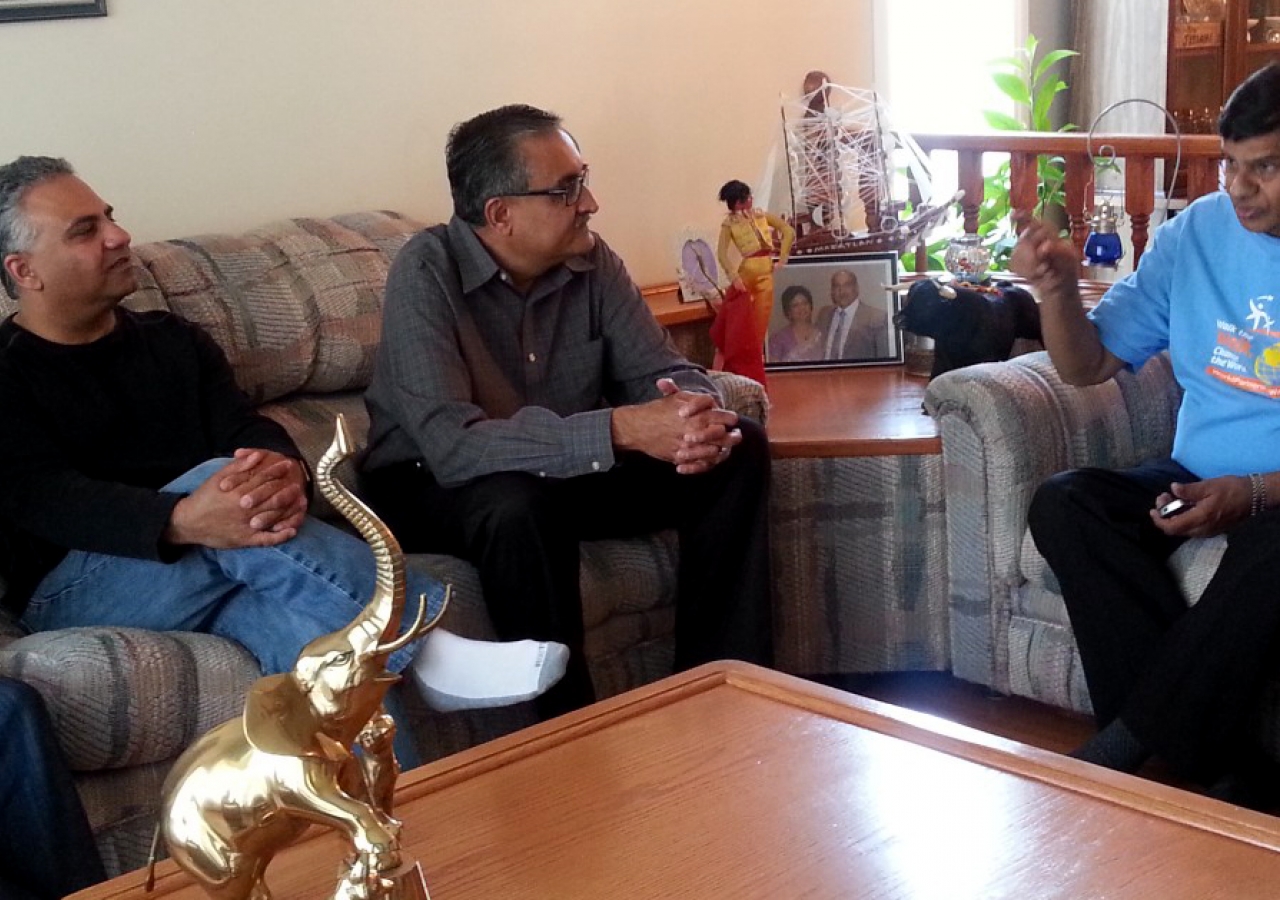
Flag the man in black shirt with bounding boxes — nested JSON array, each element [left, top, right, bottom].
[[0, 157, 567, 764]]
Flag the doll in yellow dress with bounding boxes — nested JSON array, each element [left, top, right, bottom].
[[716, 180, 795, 344]]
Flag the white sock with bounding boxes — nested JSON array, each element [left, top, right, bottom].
[[409, 629, 570, 713]]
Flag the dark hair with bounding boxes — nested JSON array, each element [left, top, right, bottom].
[[780, 284, 813, 317], [717, 180, 751, 212], [0, 156, 74, 300], [1219, 63, 1280, 142], [446, 104, 564, 226]]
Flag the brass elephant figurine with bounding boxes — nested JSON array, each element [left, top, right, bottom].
[[148, 416, 444, 900]]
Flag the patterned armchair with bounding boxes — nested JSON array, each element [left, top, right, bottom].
[[922, 351, 1224, 709]]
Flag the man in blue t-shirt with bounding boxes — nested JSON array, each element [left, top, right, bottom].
[[1012, 63, 1280, 810]]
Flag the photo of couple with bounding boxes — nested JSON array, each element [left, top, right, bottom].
[[764, 253, 902, 369]]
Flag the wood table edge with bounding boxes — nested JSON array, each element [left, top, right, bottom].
[[92, 661, 1280, 899]]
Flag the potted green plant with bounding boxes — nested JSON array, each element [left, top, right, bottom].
[[903, 35, 1077, 273]]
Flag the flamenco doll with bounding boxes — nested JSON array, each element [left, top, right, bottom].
[[715, 179, 794, 343]]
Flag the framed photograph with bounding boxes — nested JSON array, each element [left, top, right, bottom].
[[765, 251, 902, 369], [673, 227, 722, 305], [0, 0, 105, 23]]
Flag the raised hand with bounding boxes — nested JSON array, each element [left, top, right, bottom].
[[1010, 211, 1079, 299]]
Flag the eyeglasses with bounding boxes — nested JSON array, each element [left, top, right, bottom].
[[502, 167, 590, 207]]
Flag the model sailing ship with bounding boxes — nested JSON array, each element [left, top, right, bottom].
[[783, 76, 958, 256]]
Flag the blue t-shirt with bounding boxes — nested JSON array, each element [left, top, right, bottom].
[[1089, 191, 1280, 478]]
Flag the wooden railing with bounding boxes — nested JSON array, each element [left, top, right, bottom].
[[909, 131, 1224, 272]]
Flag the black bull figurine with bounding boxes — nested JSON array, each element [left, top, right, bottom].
[[895, 277, 1042, 379]]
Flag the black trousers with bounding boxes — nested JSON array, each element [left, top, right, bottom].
[[360, 418, 774, 717], [1028, 459, 1280, 780]]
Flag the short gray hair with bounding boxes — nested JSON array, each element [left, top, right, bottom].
[[446, 105, 564, 226], [0, 156, 75, 299]]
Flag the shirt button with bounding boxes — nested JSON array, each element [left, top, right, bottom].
[[527, 353, 537, 363], [591, 461, 601, 471]]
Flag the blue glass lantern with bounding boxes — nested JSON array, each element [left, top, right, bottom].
[[1080, 97, 1185, 271], [1083, 199, 1124, 268]]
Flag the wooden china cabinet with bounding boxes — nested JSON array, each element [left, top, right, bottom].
[[1166, 0, 1280, 133]]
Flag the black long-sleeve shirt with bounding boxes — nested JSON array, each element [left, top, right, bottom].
[[0, 309, 300, 614]]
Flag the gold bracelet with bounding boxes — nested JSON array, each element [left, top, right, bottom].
[[1249, 472, 1266, 517]]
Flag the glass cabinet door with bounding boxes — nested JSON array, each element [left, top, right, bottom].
[[1241, 0, 1280, 80], [1168, 0, 1228, 133]]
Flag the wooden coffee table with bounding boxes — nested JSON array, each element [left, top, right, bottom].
[[79, 663, 1280, 899]]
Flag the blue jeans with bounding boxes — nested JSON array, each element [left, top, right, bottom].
[[20, 460, 448, 764], [0, 678, 106, 900]]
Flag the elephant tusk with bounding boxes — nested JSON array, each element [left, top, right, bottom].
[[375, 585, 451, 656]]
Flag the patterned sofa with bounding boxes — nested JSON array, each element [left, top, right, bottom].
[[0, 211, 767, 876], [922, 352, 1280, 753]]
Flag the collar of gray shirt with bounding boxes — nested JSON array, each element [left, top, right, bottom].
[[447, 215, 596, 303]]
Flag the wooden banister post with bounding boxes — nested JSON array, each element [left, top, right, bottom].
[[1009, 152, 1039, 214], [1124, 156, 1156, 265], [1065, 153, 1092, 261], [1186, 156, 1220, 202], [956, 150, 983, 234]]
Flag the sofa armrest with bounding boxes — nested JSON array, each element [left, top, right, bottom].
[[922, 350, 1180, 690], [707, 371, 769, 426], [0, 627, 259, 771]]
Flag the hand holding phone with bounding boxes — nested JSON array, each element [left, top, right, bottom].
[[1158, 498, 1194, 519]]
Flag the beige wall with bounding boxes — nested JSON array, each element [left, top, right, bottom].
[[0, 0, 873, 284]]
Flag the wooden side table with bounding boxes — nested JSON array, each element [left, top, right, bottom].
[[765, 366, 948, 676], [643, 284, 714, 368], [642, 283, 950, 677]]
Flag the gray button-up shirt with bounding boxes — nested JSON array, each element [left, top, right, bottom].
[[362, 216, 718, 487]]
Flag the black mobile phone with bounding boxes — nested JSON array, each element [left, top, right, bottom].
[[1158, 498, 1193, 519]]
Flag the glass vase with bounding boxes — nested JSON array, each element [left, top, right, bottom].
[[944, 234, 992, 284]]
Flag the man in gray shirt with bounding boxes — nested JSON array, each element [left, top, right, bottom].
[[360, 104, 773, 715]]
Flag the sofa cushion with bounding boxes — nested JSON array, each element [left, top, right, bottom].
[[1016, 528, 1228, 626], [132, 212, 424, 404]]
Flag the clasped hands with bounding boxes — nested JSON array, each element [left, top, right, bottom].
[[612, 377, 741, 475], [167, 449, 309, 549]]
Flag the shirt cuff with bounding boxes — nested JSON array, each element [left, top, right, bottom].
[[569, 408, 617, 475]]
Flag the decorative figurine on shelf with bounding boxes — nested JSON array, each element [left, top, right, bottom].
[[716, 179, 795, 346], [681, 236, 767, 384], [943, 234, 993, 283], [895, 276, 1042, 379], [799, 69, 843, 231], [780, 75, 951, 256], [148, 415, 443, 900], [708, 280, 768, 385]]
